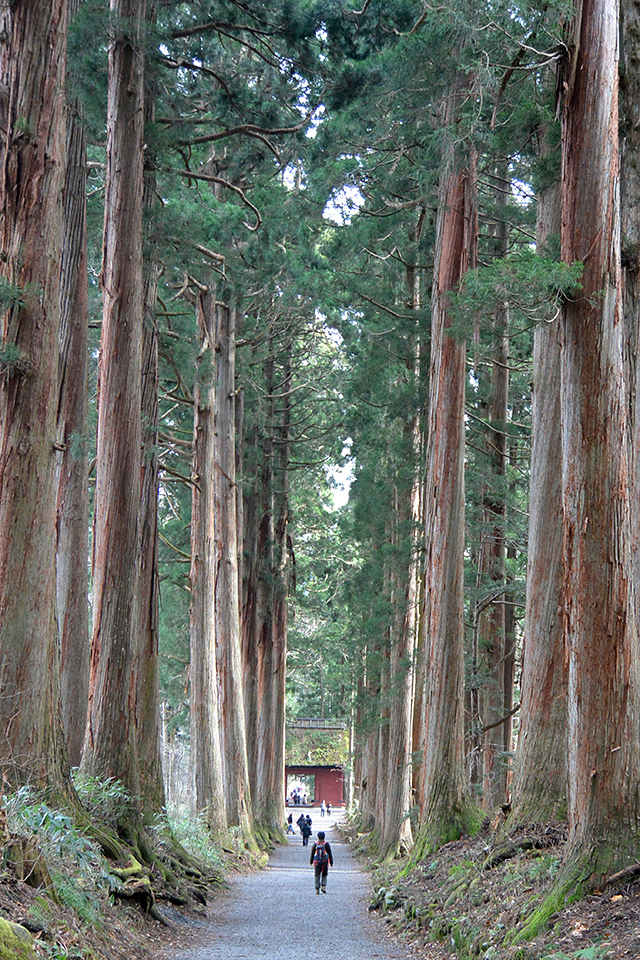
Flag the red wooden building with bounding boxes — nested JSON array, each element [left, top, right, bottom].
[[285, 764, 344, 807]]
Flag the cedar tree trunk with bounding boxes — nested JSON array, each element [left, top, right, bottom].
[[479, 174, 510, 812], [135, 22, 166, 814], [189, 286, 226, 836], [215, 302, 256, 849], [0, 0, 69, 789], [57, 12, 90, 769], [415, 96, 479, 854], [556, 0, 640, 892], [510, 121, 566, 826], [83, 0, 146, 799], [254, 347, 291, 835]]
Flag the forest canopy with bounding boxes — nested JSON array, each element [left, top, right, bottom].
[[0, 0, 638, 943]]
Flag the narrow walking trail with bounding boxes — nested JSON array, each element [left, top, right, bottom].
[[169, 810, 416, 960]]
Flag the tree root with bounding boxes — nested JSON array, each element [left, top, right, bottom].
[[112, 876, 174, 928], [482, 836, 539, 870], [605, 863, 640, 886]]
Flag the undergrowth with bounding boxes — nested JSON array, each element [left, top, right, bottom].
[[339, 814, 637, 960], [0, 779, 228, 960]]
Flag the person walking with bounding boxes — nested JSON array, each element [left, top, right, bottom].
[[320, 800, 326, 817], [301, 818, 312, 846], [310, 830, 333, 893], [286, 813, 294, 835]]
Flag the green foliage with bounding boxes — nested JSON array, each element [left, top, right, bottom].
[[0, 343, 32, 379], [285, 728, 349, 765], [543, 947, 609, 960], [3, 787, 114, 934], [0, 278, 23, 311], [71, 771, 132, 829], [163, 811, 223, 874], [49, 872, 102, 928], [4, 788, 94, 871], [452, 252, 584, 338]]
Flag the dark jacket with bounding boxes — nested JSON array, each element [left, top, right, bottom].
[[310, 840, 333, 870]]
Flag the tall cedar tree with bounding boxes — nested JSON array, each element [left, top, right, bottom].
[[190, 284, 227, 836], [214, 301, 257, 849], [0, 1, 70, 790], [510, 108, 567, 825], [83, 0, 146, 803], [58, 0, 91, 769], [526, 0, 640, 913], [416, 82, 479, 853]]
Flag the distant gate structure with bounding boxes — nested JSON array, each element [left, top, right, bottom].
[[286, 717, 346, 806], [285, 764, 344, 807], [288, 717, 347, 730]]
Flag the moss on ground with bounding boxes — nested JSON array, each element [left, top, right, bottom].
[[0, 919, 35, 960]]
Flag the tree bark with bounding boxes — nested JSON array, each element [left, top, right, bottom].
[[416, 87, 479, 853], [0, 0, 69, 789], [559, 0, 640, 886], [380, 222, 424, 859], [189, 286, 227, 836], [253, 347, 291, 834], [380, 477, 418, 859], [621, 0, 640, 716], [83, 0, 146, 799], [57, 0, 90, 768], [215, 302, 256, 848], [136, 81, 166, 814], [510, 116, 566, 826], [242, 350, 275, 826], [479, 170, 510, 812]]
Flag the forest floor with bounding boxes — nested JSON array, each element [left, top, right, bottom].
[[359, 817, 640, 959], [0, 809, 639, 959]]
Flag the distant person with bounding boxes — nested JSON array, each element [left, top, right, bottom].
[[297, 812, 306, 833], [305, 814, 312, 831], [327, 802, 332, 816], [310, 830, 333, 893], [301, 818, 312, 846], [320, 800, 326, 817], [286, 813, 294, 835]]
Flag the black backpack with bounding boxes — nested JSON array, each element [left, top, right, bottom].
[[314, 841, 328, 868]]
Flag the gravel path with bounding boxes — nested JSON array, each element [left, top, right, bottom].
[[170, 810, 416, 960]]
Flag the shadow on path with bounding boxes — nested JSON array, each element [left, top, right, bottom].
[[169, 810, 416, 960]]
